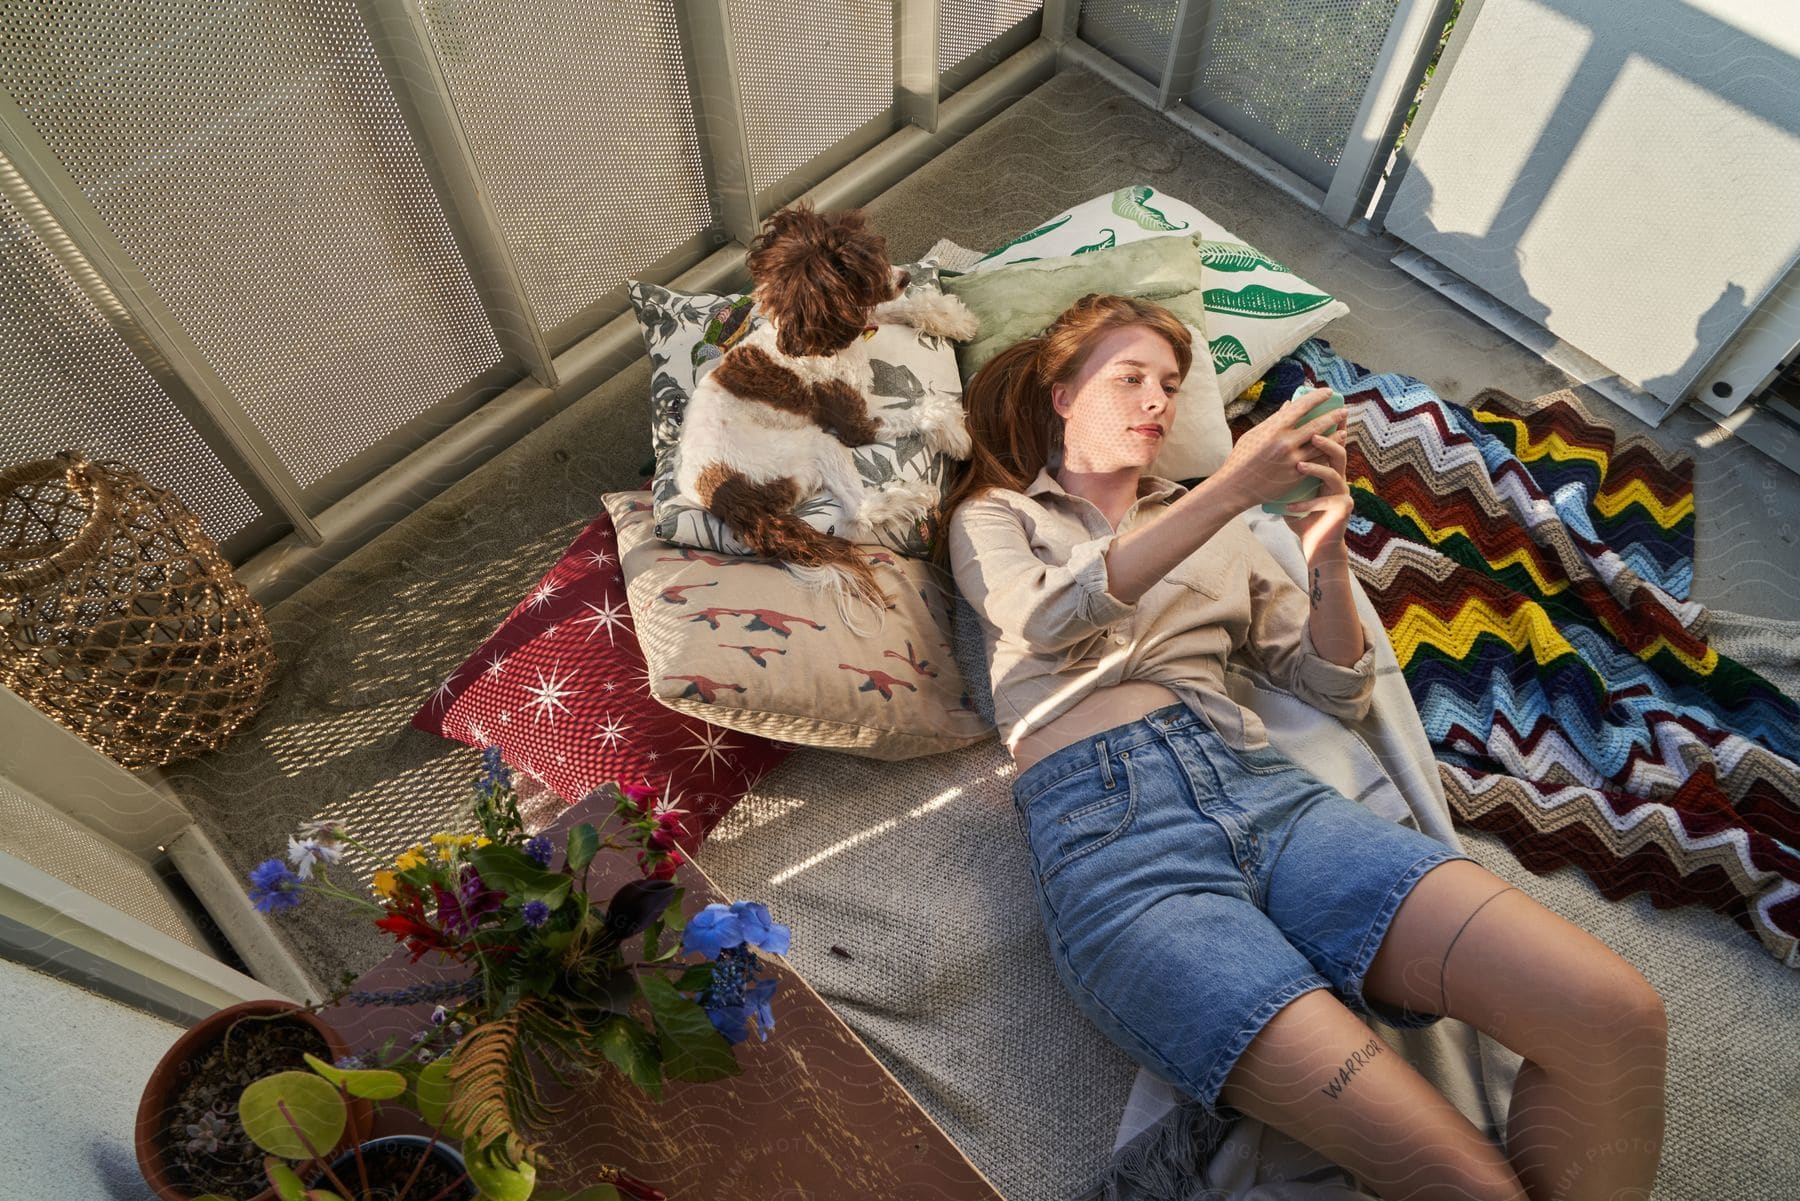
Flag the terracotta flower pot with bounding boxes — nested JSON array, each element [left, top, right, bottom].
[[135, 999, 372, 1201]]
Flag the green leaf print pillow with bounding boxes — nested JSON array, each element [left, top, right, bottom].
[[960, 184, 1349, 406]]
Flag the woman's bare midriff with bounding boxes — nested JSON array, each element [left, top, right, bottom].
[[1010, 679, 1184, 776]]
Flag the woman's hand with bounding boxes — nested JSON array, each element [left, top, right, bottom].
[[1216, 386, 1348, 507], [1279, 417, 1354, 564]]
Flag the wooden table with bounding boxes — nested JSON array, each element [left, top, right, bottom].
[[320, 796, 1005, 1201]]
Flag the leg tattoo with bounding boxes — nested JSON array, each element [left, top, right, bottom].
[[1440, 884, 1520, 1014]]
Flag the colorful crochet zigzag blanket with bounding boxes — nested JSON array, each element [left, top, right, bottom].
[[1230, 340, 1800, 967]]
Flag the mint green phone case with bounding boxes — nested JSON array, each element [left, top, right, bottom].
[[1260, 390, 1347, 515]]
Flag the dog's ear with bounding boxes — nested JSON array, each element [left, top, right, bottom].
[[750, 205, 895, 357]]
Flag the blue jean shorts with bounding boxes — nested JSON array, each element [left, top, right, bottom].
[[1013, 701, 1476, 1124]]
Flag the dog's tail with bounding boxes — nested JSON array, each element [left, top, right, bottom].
[[739, 516, 888, 636], [702, 468, 888, 634]]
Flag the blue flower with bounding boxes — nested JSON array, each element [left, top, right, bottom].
[[746, 975, 779, 1040], [524, 835, 553, 867], [729, 900, 791, 956], [679, 903, 744, 960], [247, 858, 303, 913], [478, 746, 512, 793], [522, 899, 550, 928], [692, 947, 780, 1045]]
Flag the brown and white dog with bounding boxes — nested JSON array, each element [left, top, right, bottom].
[[675, 201, 978, 630]]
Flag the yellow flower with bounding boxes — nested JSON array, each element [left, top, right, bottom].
[[371, 870, 397, 898], [394, 845, 427, 871], [429, 832, 490, 861]]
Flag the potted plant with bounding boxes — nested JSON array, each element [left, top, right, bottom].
[[135, 999, 372, 1201], [187, 747, 791, 1200]]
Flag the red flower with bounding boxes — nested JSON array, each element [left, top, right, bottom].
[[374, 910, 455, 963], [619, 782, 661, 814], [636, 849, 684, 881]]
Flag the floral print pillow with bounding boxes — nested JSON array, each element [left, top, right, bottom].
[[626, 263, 961, 559]]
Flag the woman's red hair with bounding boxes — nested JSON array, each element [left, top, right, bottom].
[[928, 292, 1193, 569]]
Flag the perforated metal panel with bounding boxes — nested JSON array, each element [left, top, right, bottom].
[[1188, 0, 1402, 188], [415, 0, 711, 335], [940, 0, 1043, 72], [0, 168, 261, 547], [727, 0, 895, 194], [0, 781, 206, 953], [0, 0, 503, 491], [1079, 0, 1178, 86]]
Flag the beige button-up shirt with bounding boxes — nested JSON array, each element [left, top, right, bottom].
[[947, 465, 1377, 755]]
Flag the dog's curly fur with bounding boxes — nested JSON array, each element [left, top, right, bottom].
[[675, 201, 978, 631]]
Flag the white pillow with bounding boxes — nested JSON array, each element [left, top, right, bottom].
[[965, 185, 1349, 407]]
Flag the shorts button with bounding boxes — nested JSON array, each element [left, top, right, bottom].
[[1112, 632, 1127, 645]]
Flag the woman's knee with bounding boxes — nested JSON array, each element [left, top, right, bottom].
[[1439, 889, 1667, 1072]]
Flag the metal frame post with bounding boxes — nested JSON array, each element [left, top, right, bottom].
[[1157, 0, 1211, 112], [353, 0, 560, 387], [674, 0, 763, 249], [1041, 0, 1082, 46], [1322, 0, 1460, 227], [896, 0, 942, 132], [0, 98, 323, 545]]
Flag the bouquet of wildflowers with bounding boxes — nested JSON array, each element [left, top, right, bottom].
[[243, 748, 790, 1192]]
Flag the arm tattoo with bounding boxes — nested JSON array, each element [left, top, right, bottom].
[[1319, 1038, 1385, 1100], [1310, 565, 1323, 609]]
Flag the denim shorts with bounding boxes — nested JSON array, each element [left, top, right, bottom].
[[1012, 701, 1476, 1124]]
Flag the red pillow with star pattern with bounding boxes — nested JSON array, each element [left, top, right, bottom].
[[410, 493, 794, 852]]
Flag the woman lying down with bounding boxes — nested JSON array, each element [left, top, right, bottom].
[[931, 293, 1668, 1201]]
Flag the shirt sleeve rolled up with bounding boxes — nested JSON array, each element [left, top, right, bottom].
[[1242, 538, 1377, 723], [948, 498, 1136, 653]]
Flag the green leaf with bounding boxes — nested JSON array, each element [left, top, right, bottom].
[[566, 823, 599, 873], [1110, 185, 1191, 232], [1203, 285, 1333, 319], [674, 962, 713, 992], [596, 1015, 664, 1101], [661, 888, 688, 934], [265, 1157, 309, 1201], [973, 212, 1072, 262], [639, 974, 739, 1083], [301, 1053, 406, 1100], [1196, 240, 1291, 274], [239, 1071, 346, 1160], [1209, 335, 1251, 374], [470, 846, 572, 908], [466, 1146, 537, 1201], [1071, 228, 1117, 255], [414, 1055, 457, 1133]]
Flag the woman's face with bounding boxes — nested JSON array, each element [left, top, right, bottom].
[[1050, 324, 1182, 474]]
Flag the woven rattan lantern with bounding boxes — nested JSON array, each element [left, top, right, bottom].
[[0, 451, 275, 768]]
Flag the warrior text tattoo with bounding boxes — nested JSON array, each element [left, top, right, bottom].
[[1310, 566, 1323, 608], [1319, 1037, 1385, 1100]]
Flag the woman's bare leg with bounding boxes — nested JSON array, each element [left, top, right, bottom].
[[1362, 859, 1669, 1201], [1216, 988, 1530, 1201]]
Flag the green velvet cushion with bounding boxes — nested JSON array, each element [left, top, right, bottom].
[[941, 233, 1210, 380]]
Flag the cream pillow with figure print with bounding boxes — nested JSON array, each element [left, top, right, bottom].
[[964, 184, 1350, 411]]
